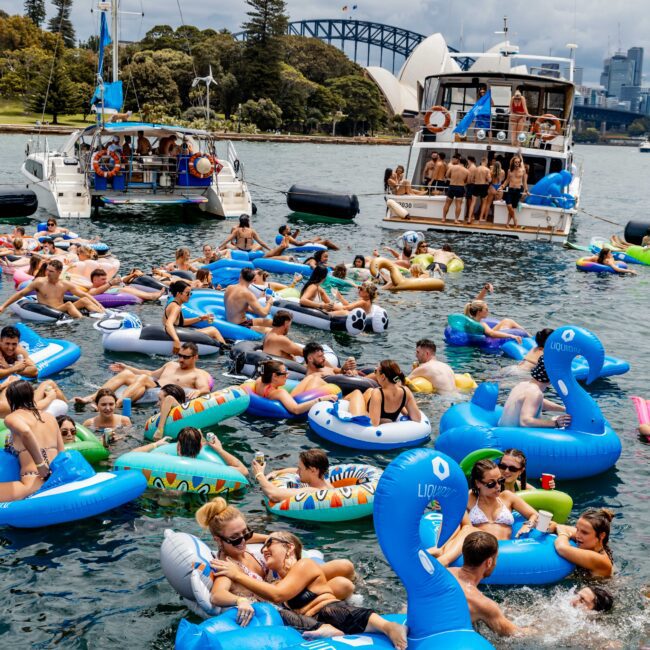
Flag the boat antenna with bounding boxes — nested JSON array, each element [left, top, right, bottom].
[[192, 67, 217, 123]]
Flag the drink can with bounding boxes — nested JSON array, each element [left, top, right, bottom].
[[122, 397, 132, 418]]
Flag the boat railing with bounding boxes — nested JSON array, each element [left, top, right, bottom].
[[420, 109, 570, 151], [225, 140, 244, 180]]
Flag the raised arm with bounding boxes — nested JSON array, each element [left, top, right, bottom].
[[205, 436, 248, 476], [246, 290, 273, 317], [0, 281, 38, 312]]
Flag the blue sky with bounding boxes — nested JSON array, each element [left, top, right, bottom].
[[3, 0, 647, 85]]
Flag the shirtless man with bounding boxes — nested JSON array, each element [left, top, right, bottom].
[[498, 356, 571, 428], [468, 157, 491, 223], [442, 155, 470, 224], [262, 311, 304, 360], [252, 448, 333, 502], [501, 155, 528, 229], [303, 341, 355, 377], [428, 152, 448, 195], [429, 243, 461, 273], [407, 338, 456, 393], [223, 268, 274, 333], [277, 225, 339, 251], [0, 325, 38, 380], [464, 156, 477, 222], [0, 259, 104, 319], [88, 268, 165, 301], [422, 151, 438, 186], [73, 341, 211, 406], [164, 280, 226, 353], [136, 130, 152, 156], [449, 532, 526, 637], [218, 215, 270, 252]]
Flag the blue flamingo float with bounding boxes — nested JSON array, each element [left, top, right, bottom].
[[436, 326, 622, 480], [175, 448, 494, 649]]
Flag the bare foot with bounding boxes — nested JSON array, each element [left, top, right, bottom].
[[73, 396, 92, 406], [302, 624, 343, 640], [385, 621, 408, 650], [427, 546, 442, 558]]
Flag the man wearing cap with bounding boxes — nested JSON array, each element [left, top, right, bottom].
[[497, 356, 571, 428]]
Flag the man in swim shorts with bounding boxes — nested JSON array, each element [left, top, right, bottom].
[[73, 342, 211, 406], [468, 157, 491, 223], [498, 356, 571, 428], [449, 532, 527, 637], [224, 268, 274, 333], [252, 448, 334, 502], [428, 243, 461, 273], [407, 338, 456, 393], [464, 156, 477, 222], [262, 311, 304, 361], [442, 155, 470, 224], [428, 152, 448, 195], [422, 151, 438, 186], [501, 155, 528, 229]]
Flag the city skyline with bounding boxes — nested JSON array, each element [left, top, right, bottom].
[[2, 0, 647, 86]]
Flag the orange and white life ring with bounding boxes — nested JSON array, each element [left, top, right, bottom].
[[188, 153, 214, 179], [532, 114, 562, 141], [92, 150, 121, 178], [423, 105, 452, 134]]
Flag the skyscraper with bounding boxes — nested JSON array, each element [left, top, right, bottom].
[[606, 51, 634, 98], [627, 47, 644, 86]]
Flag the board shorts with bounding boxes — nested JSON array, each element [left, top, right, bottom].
[[505, 188, 523, 208], [239, 318, 254, 329], [473, 184, 489, 198], [446, 185, 465, 200], [465, 184, 475, 198], [278, 602, 374, 635]]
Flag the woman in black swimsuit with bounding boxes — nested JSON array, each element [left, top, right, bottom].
[[346, 360, 422, 426], [1, 380, 63, 500], [212, 530, 407, 648], [218, 215, 271, 253]]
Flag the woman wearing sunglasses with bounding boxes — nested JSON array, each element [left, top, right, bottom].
[[212, 530, 406, 649], [198, 498, 355, 627], [497, 448, 555, 492], [331, 281, 379, 318], [432, 459, 539, 566], [251, 360, 337, 416]]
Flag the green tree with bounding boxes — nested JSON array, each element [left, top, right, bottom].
[[241, 97, 282, 130], [327, 75, 387, 135], [64, 47, 97, 85], [218, 72, 241, 119], [574, 127, 600, 143], [628, 118, 648, 137], [122, 57, 180, 115], [240, 0, 288, 100], [26, 51, 80, 123], [283, 36, 361, 84], [48, 0, 75, 48], [0, 14, 43, 51], [276, 63, 317, 129], [24, 0, 46, 28]]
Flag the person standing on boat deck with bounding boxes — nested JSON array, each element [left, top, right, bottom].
[[422, 152, 438, 186], [501, 156, 528, 229], [427, 152, 448, 195], [464, 156, 477, 222], [136, 130, 152, 156], [224, 268, 274, 333], [508, 90, 530, 146], [442, 155, 470, 224], [122, 135, 132, 158], [468, 158, 491, 223]]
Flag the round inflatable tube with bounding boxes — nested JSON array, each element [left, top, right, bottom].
[[264, 463, 381, 522], [170, 269, 195, 281], [0, 449, 146, 528], [202, 258, 253, 272], [10, 296, 74, 324], [94, 313, 222, 356], [270, 297, 367, 335], [287, 183, 359, 220], [623, 220, 650, 246], [242, 380, 341, 419], [54, 240, 110, 253], [16, 322, 81, 379], [114, 443, 249, 494], [396, 230, 424, 248], [370, 258, 445, 292], [364, 304, 389, 332], [624, 245, 650, 266], [252, 257, 314, 278], [230, 250, 265, 262], [444, 314, 528, 352], [92, 292, 142, 307], [143, 386, 250, 440], [180, 301, 263, 342], [0, 188, 38, 217], [12, 267, 33, 288], [589, 238, 641, 264], [36, 223, 79, 239], [500, 336, 630, 381], [420, 513, 574, 585], [345, 264, 372, 282], [406, 373, 477, 394], [576, 257, 628, 273], [129, 274, 168, 293], [632, 395, 650, 427], [308, 398, 432, 451], [273, 235, 327, 254]]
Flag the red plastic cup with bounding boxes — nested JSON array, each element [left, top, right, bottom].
[[541, 473, 555, 490]]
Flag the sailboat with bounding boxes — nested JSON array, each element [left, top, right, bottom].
[[21, 0, 252, 219]]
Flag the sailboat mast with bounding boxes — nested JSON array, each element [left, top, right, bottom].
[[112, 0, 119, 82]]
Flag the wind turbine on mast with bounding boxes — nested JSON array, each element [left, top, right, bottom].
[[192, 66, 217, 123]]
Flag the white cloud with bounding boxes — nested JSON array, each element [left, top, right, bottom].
[[2, 0, 647, 84]]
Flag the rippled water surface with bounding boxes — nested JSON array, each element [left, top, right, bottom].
[[0, 136, 648, 648]]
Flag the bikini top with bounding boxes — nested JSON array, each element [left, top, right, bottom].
[[468, 497, 515, 527], [285, 588, 319, 610], [164, 302, 184, 327], [379, 387, 406, 422]]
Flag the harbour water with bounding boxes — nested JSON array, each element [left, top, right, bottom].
[[0, 136, 648, 648]]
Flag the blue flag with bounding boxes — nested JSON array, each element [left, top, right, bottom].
[[453, 90, 491, 135], [97, 12, 112, 77]]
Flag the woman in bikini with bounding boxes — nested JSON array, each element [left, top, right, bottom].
[[82, 388, 131, 442], [251, 360, 337, 416], [218, 215, 271, 253], [0, 380, 64, 501], [478, 160, 505, 223], [509, 90, 530, 145], [430, 459, 539, 565], [198, 497, 355, 625], [299, 265, 349, 316], [331, 281, 379, 317], [346, 360, 421, 426]]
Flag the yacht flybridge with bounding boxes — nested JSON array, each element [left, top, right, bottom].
[[20, 0, 252, 219], [383, 23, 581, 243]]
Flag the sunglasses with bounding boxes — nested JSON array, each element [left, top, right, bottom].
[[274, 371, 288, 376], [177, 353, 194, 360], [261, 537, 290, 552], [47, 223, 56, 226], [498, 462, 523, 473], [219, 529, 253, 546], [60, 427, 76, 435], [481, 478, 506, 490]]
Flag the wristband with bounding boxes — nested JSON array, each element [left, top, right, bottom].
[[236, 597, 249, 606], [36, 461, 48, 468]]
